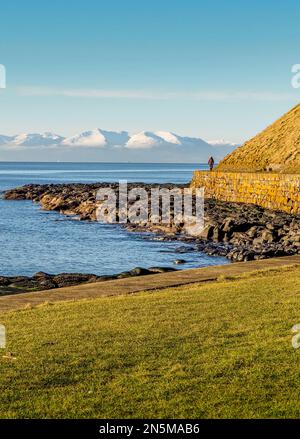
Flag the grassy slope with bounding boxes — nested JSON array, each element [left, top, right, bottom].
[[217, 102, 300, 172], [1, 266, 300, 419]]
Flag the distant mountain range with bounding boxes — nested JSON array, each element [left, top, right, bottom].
[[0, 129, 240, 162]]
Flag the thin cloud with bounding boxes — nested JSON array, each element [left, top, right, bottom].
[[17, 86, 163, 100], [16, 86, 299, 102]]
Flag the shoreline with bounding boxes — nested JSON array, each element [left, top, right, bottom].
[[0, 266, 177, 297], [2, 181, 300, 295], [5, 182, 300, 259], [1, 255, 300, 313]]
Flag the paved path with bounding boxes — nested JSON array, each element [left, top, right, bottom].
[[1, 255, 300, 313]]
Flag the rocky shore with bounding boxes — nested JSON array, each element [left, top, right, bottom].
[[0, 266, 177, 296], [4, 182, 300, 266]]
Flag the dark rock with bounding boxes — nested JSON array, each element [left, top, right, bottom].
[[0, 277, 10, 286], [199, 224, 214, 240], [247, 226, 259, 238], [32, 271, 52, 280], [53, 273, 98, 288], [222, 217, 234, 233], [38, 279, 57, 290], [148, 267, 177, 273], [213, 226, 224, 242], [129, 267, 151, 276], [116, 271, 132, 279]]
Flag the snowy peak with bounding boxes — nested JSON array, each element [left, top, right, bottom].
[[125, 131, 165, 149], [9, 132, 64, 147], [62, 129, 129, 147], [62, 129, 107, 147], [154, 131, 182, 145]]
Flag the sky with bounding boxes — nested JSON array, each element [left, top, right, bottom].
[[1, 0, 300, 144]]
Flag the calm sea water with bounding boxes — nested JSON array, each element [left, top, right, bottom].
[[0, 162, 228, 276]]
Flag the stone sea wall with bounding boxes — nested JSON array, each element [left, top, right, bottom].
[[191, 171, 300, 215]]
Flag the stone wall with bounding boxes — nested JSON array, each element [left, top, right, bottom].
[[191, 171, 300, 215]]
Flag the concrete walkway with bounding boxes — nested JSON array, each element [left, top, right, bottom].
[[1, 255, 300, 313]]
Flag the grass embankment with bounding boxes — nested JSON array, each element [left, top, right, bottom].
[[1, 266, 300, 418], [216, 102, 300, 172]]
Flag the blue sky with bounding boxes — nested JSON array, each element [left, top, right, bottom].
[[1, 0, 300, 142]]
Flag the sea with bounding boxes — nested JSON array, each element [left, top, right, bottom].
[[0, 162, 228, 277]]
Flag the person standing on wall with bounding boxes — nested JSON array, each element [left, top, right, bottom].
[[208, 156, 215, 171]]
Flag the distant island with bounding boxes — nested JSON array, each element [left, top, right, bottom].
[[0, 129, 238, 162]]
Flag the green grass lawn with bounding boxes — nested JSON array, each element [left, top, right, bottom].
[[1, 266, 300, 418]]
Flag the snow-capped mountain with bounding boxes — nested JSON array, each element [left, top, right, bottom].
[[125, 130, 213, 150], [126, 130, 184, 149], [0, 128, 239, 162], [3, 132, 65, 147], [126, 131, 169, 149], [62, 129, 129, 148], [155, 131, 181, 145]]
